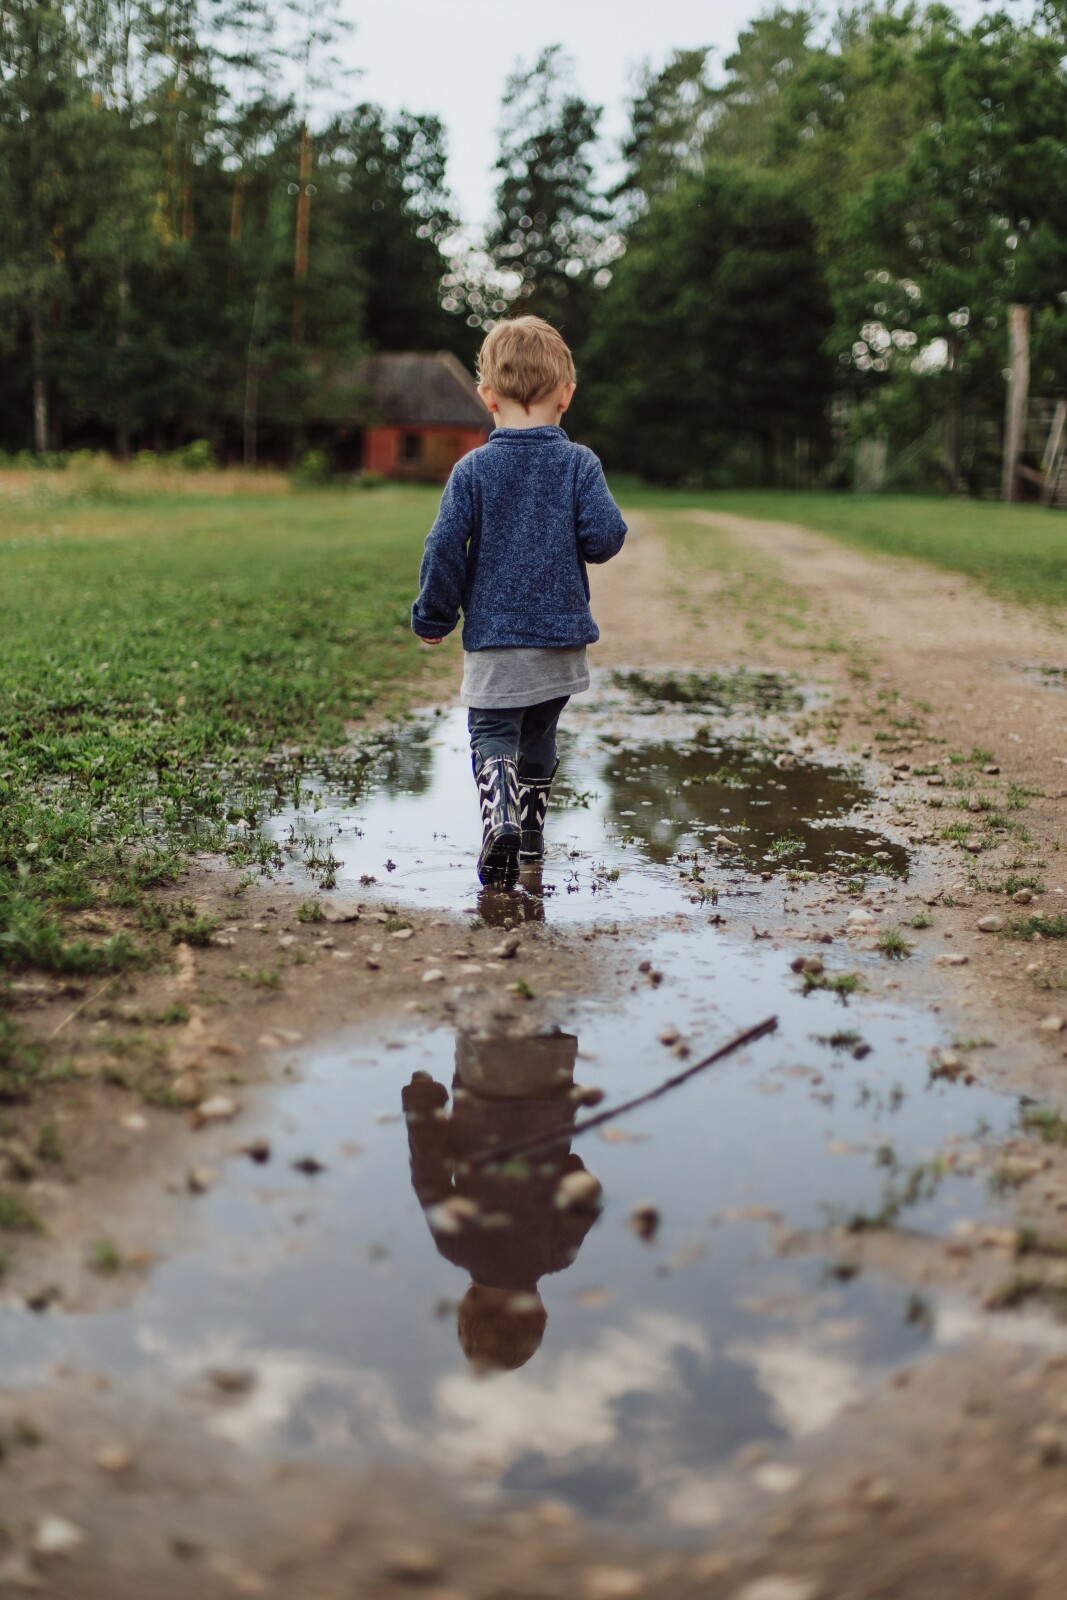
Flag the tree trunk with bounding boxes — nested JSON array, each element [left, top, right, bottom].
[[116, 250, 131, 461], [292, 122, 312, 343], [1001, 304, 1030, 503], [244, 274, 270, 468], [30, 304, 48, 454], [229, 170, 245, 289]]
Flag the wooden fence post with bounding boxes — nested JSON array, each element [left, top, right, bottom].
[[1001, 304, 1030, 502]]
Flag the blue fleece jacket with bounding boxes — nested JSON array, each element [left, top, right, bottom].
[[410, 425, 627, 650]]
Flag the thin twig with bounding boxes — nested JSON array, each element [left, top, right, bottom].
[[48, 977, 115, 1042], [468, 1014, 778, 1169]]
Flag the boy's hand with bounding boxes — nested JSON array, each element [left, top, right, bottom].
[[419, 637, 444, 647]]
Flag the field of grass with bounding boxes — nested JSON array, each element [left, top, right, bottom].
[[0, 476, 443, 999], [612, 485, 1067, 611]]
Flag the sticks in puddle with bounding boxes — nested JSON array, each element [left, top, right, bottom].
[[468, 1014, 778, 1169]]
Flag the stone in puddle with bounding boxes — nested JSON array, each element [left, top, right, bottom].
[[846, 910, 874, 927], [208, 1367, 256, 1395], [493, 933, 521, 959], [931, 1050, 965, 1081], [629, 1202, 660, 1242], [556, 1170, 602, 1213]]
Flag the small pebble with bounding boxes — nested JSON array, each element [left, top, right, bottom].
[[196, 1095, 239, 1122], [628, 1202, 660, 1242], [321, 899, 360, 923], [32, 1517, 85, 1557], [95, 1442, 133, 1474], [734, 1581, 820, 1600], [556, 1170, 602, 1213], [381, 1543, 442, 1583], [422, 968, 445, 984]]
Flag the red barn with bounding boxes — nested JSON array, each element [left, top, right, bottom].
[[354, 351, 491, 482]]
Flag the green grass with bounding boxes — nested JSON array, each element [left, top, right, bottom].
[[614, 486, 1067, 610], [1005, 914, 1067, 940], [877, 927, 914, 959], [0, 481, 443, 1006]]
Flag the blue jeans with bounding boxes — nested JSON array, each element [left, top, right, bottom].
[[468, 696, 568, 779]]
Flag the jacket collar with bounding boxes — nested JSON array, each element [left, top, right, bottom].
[[488, 425, 568, 444]]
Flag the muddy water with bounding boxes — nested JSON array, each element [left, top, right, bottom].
[[0, 926, 1014, 1530], [264, 675, 906, 922], [0, 674, 1026, 1533]]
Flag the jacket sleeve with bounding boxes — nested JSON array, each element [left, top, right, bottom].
[[411, 460, 475, 639], [575, 449, 627, 565]]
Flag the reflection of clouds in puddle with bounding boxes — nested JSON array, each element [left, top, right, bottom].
[[134, 1326, 423, 1455], [430, 1311, 709, 1470], [727, 1332, 864, 1437]]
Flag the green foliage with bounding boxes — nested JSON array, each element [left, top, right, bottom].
[[473, 47, 607, 345], [877, 927, 914, 959], [1005, 914, 1067, 941], [582, 166, 834, 484], [0, 10, 460, 455], [293, 450, 330, 488], [0, 1193, 42, 1233]]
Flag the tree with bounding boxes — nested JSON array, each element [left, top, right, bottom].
[[581, 166, 835, 484], [483, 46, 609, 347], [615, 48, 713, 215], [321, 105, 458, 352], [0, 2, 87, 450]]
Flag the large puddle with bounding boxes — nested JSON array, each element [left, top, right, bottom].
[[0, 672, 1030, 1533], [263, 672, 907, 923]]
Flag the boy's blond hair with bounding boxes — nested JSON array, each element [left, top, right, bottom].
[[457, 1284, 547, 1371], [477, 316, 576, 410]]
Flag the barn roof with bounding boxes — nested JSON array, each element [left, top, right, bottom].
[[352, 351, 491, 430]]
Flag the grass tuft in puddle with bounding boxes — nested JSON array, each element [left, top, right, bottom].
[[877, 928, 914, 959]]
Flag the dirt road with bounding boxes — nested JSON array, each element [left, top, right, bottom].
[[5, 509, 1067, 1599]]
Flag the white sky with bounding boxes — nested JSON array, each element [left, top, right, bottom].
[[333, 0, 991, 228]]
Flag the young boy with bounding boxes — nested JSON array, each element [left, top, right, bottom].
[[411, 316, 627, 886]]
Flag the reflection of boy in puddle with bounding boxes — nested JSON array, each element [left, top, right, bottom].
[[402, 1031, 600, 1371]]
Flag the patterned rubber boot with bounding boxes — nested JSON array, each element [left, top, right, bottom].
[[474, 754, 521, 887], [518, 761, 558, 864]]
